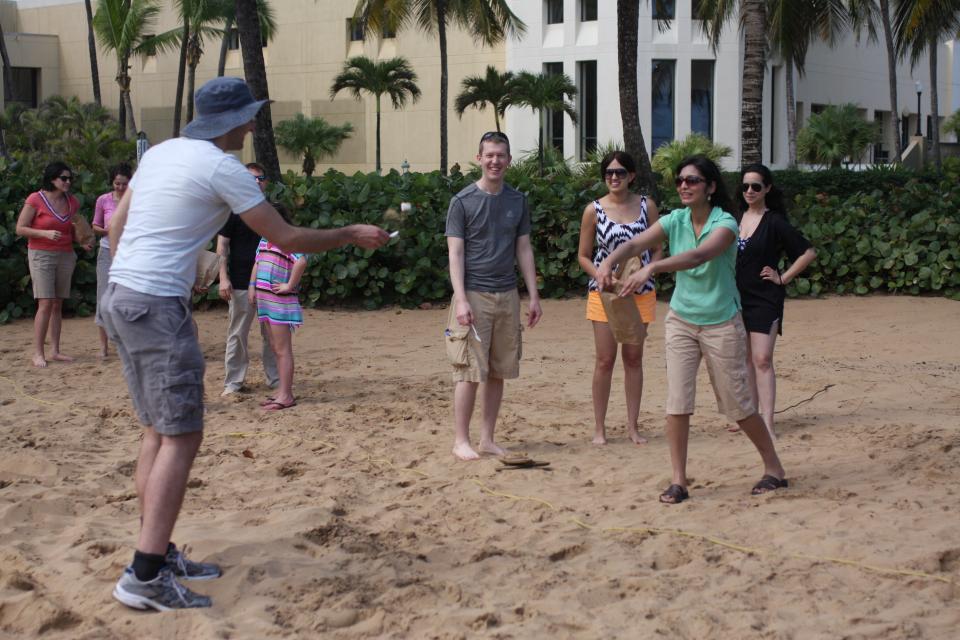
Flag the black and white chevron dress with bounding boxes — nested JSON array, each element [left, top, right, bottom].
[[587, 198, 655, 294]]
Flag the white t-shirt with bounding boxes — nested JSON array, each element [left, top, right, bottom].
[[109, 138, 265, 297]]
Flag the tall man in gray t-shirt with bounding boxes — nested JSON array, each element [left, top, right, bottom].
[[444, 132, 542, 460]]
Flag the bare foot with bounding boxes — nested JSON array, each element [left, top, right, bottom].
[[627, 430, 648, 445], [726, 425, 741, 433], [478, 441, 507, 456], [592, 433, 608, 445], [452, 442, 480, 461], [50, 353, 74, 363], [98, 349, 108, 360], [32, 354, 47, 368]]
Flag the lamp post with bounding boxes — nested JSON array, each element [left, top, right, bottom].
[[400, 159, 410, 175], [915, 81, 922, 137]]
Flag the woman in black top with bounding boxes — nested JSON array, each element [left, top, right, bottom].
[[735, 164, 816, 440]]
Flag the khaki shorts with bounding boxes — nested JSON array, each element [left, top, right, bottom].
[[28, 249, 76, 299], [664, 309, 756, 422], [99, 283, 205, 436], [445, 289, 521, 383]]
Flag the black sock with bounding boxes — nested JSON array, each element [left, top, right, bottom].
[[167, 542, 176, 554], [131, 550, 166, 582]]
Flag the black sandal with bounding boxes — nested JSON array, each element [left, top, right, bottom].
[[751, 475, 788, 495], [659, 484, 689, 504]]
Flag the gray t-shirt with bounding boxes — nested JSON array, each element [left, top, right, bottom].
[[445, 182, 531, 293]]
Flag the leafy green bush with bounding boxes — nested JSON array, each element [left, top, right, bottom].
[[797, 103, 878, 168], [651, 133, 732, 193]]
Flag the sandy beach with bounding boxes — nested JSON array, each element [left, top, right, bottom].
[[0, 296, 958, 639]]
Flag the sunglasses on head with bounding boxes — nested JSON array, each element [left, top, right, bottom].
[[741, 182, 764, 193], [675, 175, 706, 187], [604, 168, 628, 179], [480, 131, 509, 143], [58, 175, 73, 182]]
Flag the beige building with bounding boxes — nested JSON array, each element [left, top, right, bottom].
[[4, 0, 507, 173]]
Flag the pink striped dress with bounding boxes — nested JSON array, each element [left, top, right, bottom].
[[253, 239, 304, 327]]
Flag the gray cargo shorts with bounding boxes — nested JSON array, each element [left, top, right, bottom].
[[100, 283, 205, 435]]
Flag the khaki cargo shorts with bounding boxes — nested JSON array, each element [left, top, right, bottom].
[[445, 289, 521, 383], [28, 249, 76, 299], [664, 309, 756, 422]]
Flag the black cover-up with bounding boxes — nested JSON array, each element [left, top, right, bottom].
[[735, 211, 812, 335]]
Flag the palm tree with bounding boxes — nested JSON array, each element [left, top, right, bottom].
[[217, 1, 276, 77], [83, 0, 103, 106], [353, 0, 526, 174], [275, 114, 353, 177], [330, 56, 421, 174], [508, 71, 577, 176], [768, 0, 847, 167], [617, 1, 660, 193], [697, 0, 767, 165], [93, 0, 179, 139], [0, 18, 12, 158], [454, 65, 513, 133], [893, 0, 960, 169], [848, 0, 904, 162], [236, 0, 280, 179]]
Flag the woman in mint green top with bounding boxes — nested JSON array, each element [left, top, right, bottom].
[[596, 155, 787, 504]]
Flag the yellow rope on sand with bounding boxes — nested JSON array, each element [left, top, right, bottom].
[[3, 379, 951, 586], [0, 374, 81, 414]]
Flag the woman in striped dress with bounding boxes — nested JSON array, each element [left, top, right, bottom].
[[248, 239, 307, 411], [577, 151, 661, 445]]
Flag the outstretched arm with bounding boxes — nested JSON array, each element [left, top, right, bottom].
[[595, 221, 667, 290], [239, 201, 388, 254], [617, 226, 736, 297]]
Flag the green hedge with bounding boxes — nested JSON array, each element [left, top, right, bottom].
[[2, 162, 958, 324]]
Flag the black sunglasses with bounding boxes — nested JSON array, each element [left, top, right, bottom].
[[675, 175, 706, 187], [58, 175, 74, 182], [604, 168, 629, 179], [741, 182, 764, 193], [481, 131, 509, 143], [254, 175, 267, 183]]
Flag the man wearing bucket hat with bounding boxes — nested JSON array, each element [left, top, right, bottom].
[[100, 77, 389, 611]]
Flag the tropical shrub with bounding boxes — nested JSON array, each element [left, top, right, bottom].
[[944, 109, 960, 140], [797, 103, 878, 168], [651, 133, 733, 193]]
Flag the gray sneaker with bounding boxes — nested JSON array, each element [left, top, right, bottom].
[[112, 567, 212, 611], [166, 545, 222, 581]]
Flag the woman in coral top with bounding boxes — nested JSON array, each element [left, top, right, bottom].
[[15, 162, 90, 368]]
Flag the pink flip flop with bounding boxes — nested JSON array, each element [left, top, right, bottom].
[[262, 400, 296, 411]]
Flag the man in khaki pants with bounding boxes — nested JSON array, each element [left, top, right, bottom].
[[217, 162, 279, 395], [445, 131, 542, 461]]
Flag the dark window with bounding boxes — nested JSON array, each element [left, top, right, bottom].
[[347, 19, 364, 42], [546, 0, 564, 24], [651, 59, 675, 151], [580, 0, 597, 21], [652, 0, 676, 20], [10, 68, 39, 108], [227, 27, 239, 50], [690, 59, 714, 139], [692, 0, 705, 20], [381, 25, 396, 39], [544, 62, 564, 151], [578, 60, 597, 160]]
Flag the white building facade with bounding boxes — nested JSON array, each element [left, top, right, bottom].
[[505, 0, 960, 169]]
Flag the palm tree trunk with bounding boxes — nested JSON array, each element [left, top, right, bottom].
[[437, 0, 449, 175], [375, 94, 382, 174], [617, 0, 654, 193], [785, 60, 797, 168], [217, 16, 234, 77], [538, 110, 544, 177], [740, 0, 767, 166], [186, 60, 198, 124], [494, 109, 501, 133], [118, 53, 135, 139], [122, 85, 138, 139], [173, 22, 190, 138], [119, 94, 126, 139], [84, 0, 102, 106], [236, 0, 280, 180], [879, 0, 901, 161], [928, 38, 940, 169], [0, 20, 11, 158]]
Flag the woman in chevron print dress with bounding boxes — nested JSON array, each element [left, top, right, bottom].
[[577, 151, 661, 445], [249, 238, 308, 411]]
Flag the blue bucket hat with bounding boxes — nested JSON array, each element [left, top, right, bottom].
[[182, 77, 269, 140]]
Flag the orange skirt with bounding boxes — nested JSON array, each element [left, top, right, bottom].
[[586, 289, 656, 324]]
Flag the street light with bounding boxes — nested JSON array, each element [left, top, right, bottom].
[[400, 159, 410, 174], [915, 81, 922, 137]]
